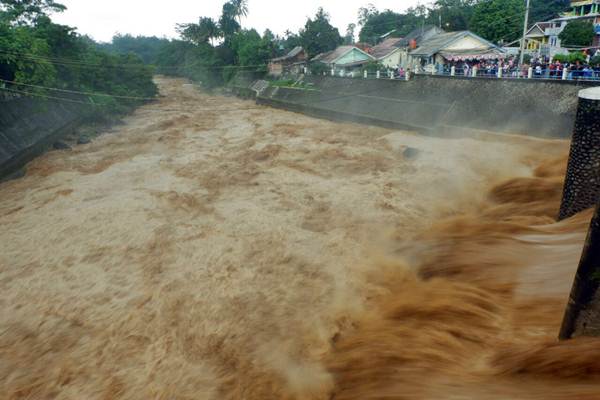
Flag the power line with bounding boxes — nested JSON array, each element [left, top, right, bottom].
[[0, 78, 157, 101], [0, 49, 268, 71]]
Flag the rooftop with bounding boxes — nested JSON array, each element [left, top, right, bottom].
[[370, 37, 404, 59], [271, 46, 304, 62]]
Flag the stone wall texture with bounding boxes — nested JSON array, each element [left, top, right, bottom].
[[257, 75, 600, 138]]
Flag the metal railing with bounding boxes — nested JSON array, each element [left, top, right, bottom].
[[313, 66, 600, 83]]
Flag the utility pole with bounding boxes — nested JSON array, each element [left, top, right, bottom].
[[519, 0, 531, 66]]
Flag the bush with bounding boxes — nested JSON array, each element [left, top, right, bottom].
[[553, 53, 569, 63], [309, 61, 329, 75], [362, 60, 383, 73], [568, 52, 587, 64]]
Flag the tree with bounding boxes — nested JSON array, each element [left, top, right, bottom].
[[282, 30, 301, 52], [559, 20, 595, 47], [344, 23, 355, 45], [469, 0, 524, 43], [358, 4, 378, 26], [530, 0, 570, 24], [0, 0, 65, 24], [358, 9, 405, 44], [229, 0, 248, 26], [177, 17, 220, 46], [429, 0, 475, 31], [231, 29, 272, 67], [219, 2, 240, 38], [299, 8, 342, 58]]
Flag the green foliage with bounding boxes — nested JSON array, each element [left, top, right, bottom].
[[176, 17, 220, 46], [0, 0, 157, 120], [0, 0, 65, 24], [309, 61, 329, 75], [553, 53, 569, 63], [590, 55, 600, 66], [354, 0, 568, 45], [104, 34, 170, 64], [362, 60, 383, 72], [431, 0, 475, 31], [299, 8, 342, 58], [219, 2, 240, 38], [470, 0, 524, 44], [530, 0, 570, 23], [553, 52, 587, 63], [344, 23, 356, 45], [231, 29, 274, 66], [281, 30, 301, 53], [522, 53, 533, 64], [568, 51, 587, 63], [559, 20, 595, 47], [358, 10, 405, 44]]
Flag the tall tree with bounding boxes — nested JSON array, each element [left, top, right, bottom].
[[344, 23, 356, 45], [176, 17, 220, 46], [0, 0, 65, 24], [358, 8, 422, 44], [429, 0, 475, 31], [559, 20, 595, 47], [219, 1, 240, 38], [299, 8, 343, 57], [469, 0, 524, 44], [530, 0, 570, 24], [229, 0, 248, 26]]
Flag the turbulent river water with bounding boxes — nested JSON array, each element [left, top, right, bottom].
[[1, 77, 600, 399]]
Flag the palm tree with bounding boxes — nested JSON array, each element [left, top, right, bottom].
[[198, 17, 220, 46], [229, 0, 248, 26]]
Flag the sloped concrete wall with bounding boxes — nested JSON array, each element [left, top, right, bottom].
[[257, 75, 600, 138], [0, 97, 90, 180]]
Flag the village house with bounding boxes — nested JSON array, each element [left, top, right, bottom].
[[554, 0, 600, 46], [408, 30, 503, 72], [268, 46, 308, 76], [312, 45, 375, 76], [366, 26, 444, 69], [369, 37, 405, 68], [522, 0, 600, 58]]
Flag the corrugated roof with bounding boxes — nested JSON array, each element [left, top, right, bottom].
[[397, 26, 444, 47], [370, 37, 403, 59], [410, 31, 500, 57], [312, 46, 356, 63], [271, 46, 304, 62]]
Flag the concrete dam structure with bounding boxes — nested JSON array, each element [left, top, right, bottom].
[[254, 75, 600, 138]]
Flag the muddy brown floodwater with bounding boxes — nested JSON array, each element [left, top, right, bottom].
[[2, 77, 600, 399]]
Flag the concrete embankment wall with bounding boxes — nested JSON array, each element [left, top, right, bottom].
[[256, 75, 600, 138], [0, 97, 90, 180]]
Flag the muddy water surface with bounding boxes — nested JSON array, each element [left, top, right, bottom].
[[1, 77, 598, 399]]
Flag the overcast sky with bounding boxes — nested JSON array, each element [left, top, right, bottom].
[[51, 0, 423, 43]]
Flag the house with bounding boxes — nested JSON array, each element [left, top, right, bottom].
[[524, 0, 600, 55], [523, 20, 569, 58], [369, 37, 405, 68], [363, 26, 446, 70], [408, 31, 504, 71], [555, 0, 600, 47], [397, 25, 445, 50], [524, 22, 553, 51], [268, 46, 308, 76], [312, 46, 375, 75]]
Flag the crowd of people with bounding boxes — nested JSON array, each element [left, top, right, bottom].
[[435, 56, 600, 80]]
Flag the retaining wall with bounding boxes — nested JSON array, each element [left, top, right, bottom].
[[257, 75, 600, 138], [0, 97, 91, 180]]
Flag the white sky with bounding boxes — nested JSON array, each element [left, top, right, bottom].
[[51, 0, 423, 43]]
